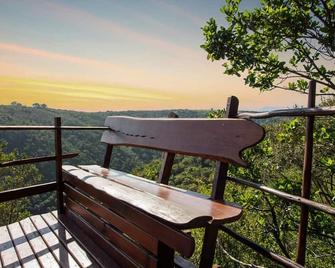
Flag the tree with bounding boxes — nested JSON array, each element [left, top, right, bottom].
[[201, 0, 335, 95], [0, 142, 43, 225]]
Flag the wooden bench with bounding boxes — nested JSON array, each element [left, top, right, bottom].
[[59, 114, 264, 267]]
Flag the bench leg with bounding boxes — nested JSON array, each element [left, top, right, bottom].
[[199, 225, 219, 268], [157, 241, 175, 268]]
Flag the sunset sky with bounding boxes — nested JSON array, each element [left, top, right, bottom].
[[0, 0, 309, 111]]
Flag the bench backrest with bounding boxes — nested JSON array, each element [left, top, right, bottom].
[[101, 116, 264, 167], [62, 165, 195, 268]]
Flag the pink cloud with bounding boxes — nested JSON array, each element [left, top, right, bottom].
[[0, 42, 123, 70]]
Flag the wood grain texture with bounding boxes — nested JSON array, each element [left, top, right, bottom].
[[101, 116, 264, 167], [62, 166, 195, 258], [7, 222, 40, 268], [64, 193, 158, 268], [55, 211, 120, 268], [19, 218, 59, 267], [41, 212, 98, 268], [0, 225, 21, 268], [63, 165, 209, 228], [64, 183, 158, 254], [78, 165, 242, 226], [29, 215, 80, 268], [64, 198, 138, 268]]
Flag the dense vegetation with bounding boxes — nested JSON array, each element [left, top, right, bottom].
[[200, 0, 335, 265], [135, 111, 335, 268], [0, 102, 334, 267], [0, 102, 209, 220]]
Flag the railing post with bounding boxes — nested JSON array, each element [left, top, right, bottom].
[[199, 96, 239, 268], [103, 144, 113, 168], [296, 80, 316, 265], [158, 112, 179, 184], [55, 117, 64, 215]]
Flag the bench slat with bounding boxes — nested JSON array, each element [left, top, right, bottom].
[[64, 183, 158, 254], [63, 166, 210, 228], [79, 165, 242, 225], [64, 199, 139, 268], [64, 184, 158, 268], [62, 167, 195, 258], [102, 117, 264, 167], [55, 211, 120, 268]]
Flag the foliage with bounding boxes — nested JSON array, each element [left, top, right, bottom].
[[0, 103, 334, 267], [201, 0, 335, 94], [134, 113, 335, 267], [0, 142, 43, 225]]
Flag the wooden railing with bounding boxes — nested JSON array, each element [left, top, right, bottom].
[[218, 81, 335, 268], [0, 123, 108, 203], [0, 83, 334, 267]]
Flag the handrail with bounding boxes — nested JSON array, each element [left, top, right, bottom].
[[0, 153, 78, 167], [0, 95, 334, 267], [238, 106, 335, 119], [227, 176, 335, 216], [219, 225, 304, 268], [0, 182, 57, 202], [0, 126, 109, 130]]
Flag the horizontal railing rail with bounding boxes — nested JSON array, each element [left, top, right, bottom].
[[0, 125, 106, 203], [0, 153, 78, 168], [227, 175, 335, 216], [0, 91, 334, 267], [238, 106, 335, 119], [219, 225, 304, 268], [0, 126, 109, 130], [0, 182, 57, 202]]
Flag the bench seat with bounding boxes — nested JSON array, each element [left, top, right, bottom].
[[63, 165, 242, 229], [0, 210, 198, 268]]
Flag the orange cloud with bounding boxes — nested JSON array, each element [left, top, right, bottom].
[[0, 42, 122, 70]]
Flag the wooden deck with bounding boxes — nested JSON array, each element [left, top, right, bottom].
[[0, 211, 117, 268]]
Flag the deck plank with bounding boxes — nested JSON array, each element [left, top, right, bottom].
[[7, 222, 40, 268], [0, 225, 21, 268], [41, 212, 98, 268], [30, 215, 80, 268], [19, 218, 59, 268]]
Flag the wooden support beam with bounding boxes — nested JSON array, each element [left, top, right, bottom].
[[158, 112, 179, 184], [103, 144, 113, 168], [55, 117, 64, 215], [199, 96, 239, 268], [296, 80, 316, 265]]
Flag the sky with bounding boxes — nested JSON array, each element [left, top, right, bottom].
[[0, 0, 309, 111]]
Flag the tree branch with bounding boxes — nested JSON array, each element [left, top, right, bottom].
[[264, 195, 291, 259], [217, 242, 266, 268]]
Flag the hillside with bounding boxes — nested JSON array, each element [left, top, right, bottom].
[[0, 103, 334, 267], [0, 103, 210, 178]]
